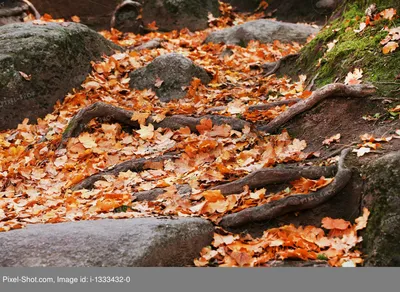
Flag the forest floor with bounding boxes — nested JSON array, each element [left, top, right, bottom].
[[0, 2, 399, 267]]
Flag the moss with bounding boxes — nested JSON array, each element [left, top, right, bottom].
[[296, 2, 400, 97]]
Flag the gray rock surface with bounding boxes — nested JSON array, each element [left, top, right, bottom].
[[142, 0, 220, 32], [0, 217, 214, 267], [204, 19, 319, 46], [362, 151, 400, 267], [129, 53, 212, 102], [0, 21, 120, 130]]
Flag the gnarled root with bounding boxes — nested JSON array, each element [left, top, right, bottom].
[[61, 102, 250, 146], [258, 83, 376, 133], [71, 153, 179, 191], [212, 165, 337, 196], [218, 148, 352, 228]]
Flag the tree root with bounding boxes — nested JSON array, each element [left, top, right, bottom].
[[258, 83, 377, 133], [61, 102, 250, 146], [133, 184, 192, 201], [212, 165, 337, 196], [71, 153, 179, 191], [263, 54, 299, 77], [206, 99, 301, 114], [218, 148, 352, 228]]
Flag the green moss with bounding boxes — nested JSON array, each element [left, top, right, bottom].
[[296, 3, 400, 97]]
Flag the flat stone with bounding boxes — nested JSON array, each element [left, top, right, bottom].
[[204, 19, 319, 46], [0, 217, 214, 267]]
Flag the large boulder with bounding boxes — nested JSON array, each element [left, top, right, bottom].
[[204, 19, 319, 46], [0, 22, 120, 130], [362, 151, 400, 267], [0, 217, 214, 267], [142, 0, 220, 32], [129, 53, 212, 102]]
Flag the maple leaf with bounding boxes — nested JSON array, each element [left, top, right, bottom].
[[352, 147, 371, 157], [323, 133, 341, 145], [146, 21, 159, 31], [54, 155, 68, 168], [78, 133, 97, 149], [382, 41, 399, 54], [380, 8, 397, 20], [344, 68, 363, 85], [71, 15, 81, 23], [131, 112, 150, 125], [154, 77, 164, 88], [136, 124, 155, 140], [196, 119, 213, 134], [355, 207, 370, 230], [230, 251, 253, 267], [321, 217, 351, 230]]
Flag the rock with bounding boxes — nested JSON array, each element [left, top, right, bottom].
[[0, 217, 214, 267], [0, 22, 120, 130], [204, 19, 319, 46], [362, 151, 400, 267], [110, 0, 144, 33], [129, 53, 212, 102], [142, 0, 220, 32], [30, 0, 119, 30]]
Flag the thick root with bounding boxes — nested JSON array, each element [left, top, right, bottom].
[[218, 148, 352, 228], [133, 184, 192, 201], [61, 102, 250, 146], [259, 83, 376, 133], [212, 165, 337, 196], [71, 153, 179, 191]]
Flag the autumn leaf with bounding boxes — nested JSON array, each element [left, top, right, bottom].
[[230, 251, 253, 267], [78, 133, 97, 149], [355, 208, 370, 230], [323, 133, 341, 145], [131, 112, 150, 125], [154, 77, 164, 88], [19, 71, 32, 81], [344, 68, 363, 85], [382, 41, 399, 54], [352, 147, 371, 157], [196, 119, 213, 134], [146, 21, 159, 31], [136, 124, 155, 140], [321, 217, 351, 230], [71, 15, 81, 23], [380, 8, 397, 20]]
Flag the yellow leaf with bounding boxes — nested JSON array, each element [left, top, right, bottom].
[[136, 124, 154, 140]]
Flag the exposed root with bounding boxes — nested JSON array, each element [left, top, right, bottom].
[[206, 99, 301, 114], [218, 148, 352, 228], [61, 102, 250, 146], [263, 54, 299, 77], [71, 153, 179, 191], [110, 0, 142, 29], [23, 0, 41, 19], [212, 165, 337, 196], [258, 83, 377, 133], [133, 184, 192, 201]]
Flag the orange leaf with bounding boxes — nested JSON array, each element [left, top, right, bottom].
[[321, 217, 351, 230], [382, 41, 399, 54]]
